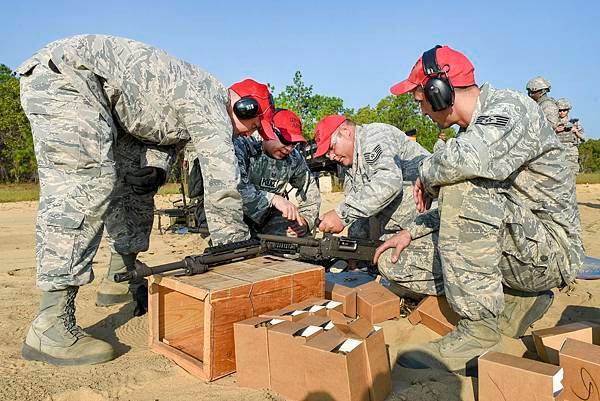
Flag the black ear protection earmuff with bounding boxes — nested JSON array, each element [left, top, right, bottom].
[[422, 45, 455, 112], [233, 97, 260, 119], [233, 93, 275, 120]]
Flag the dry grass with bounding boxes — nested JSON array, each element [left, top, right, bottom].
[[2, 174, 600, 203], [577, 173, 600, 184]]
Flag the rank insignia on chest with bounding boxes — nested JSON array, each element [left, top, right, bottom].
[[475, 115, 511, 127], [260, 177, 278, 189], [364, 144, 383, 165]]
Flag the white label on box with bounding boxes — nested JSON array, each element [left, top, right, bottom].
[[322, 301, 343, 309], [553, 368, 564, 394], [323, 322, 335, 330], [299, 325, 322, 337], [269, 319, 285, 325], [339, 339, 363, 353], [305, 305, 326, 313]]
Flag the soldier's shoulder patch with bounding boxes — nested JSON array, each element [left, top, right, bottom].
[[475, 115, 511, 128], [364, 144, 383, 165]]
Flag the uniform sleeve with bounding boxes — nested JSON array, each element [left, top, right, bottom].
[[234, 140, 275, 224], [433, 139, 446, 153], [419, 107, 541, 192], [541, 100, 560, 129], [405, 208, 440, 239], [182, 99, 250, 245], [289, 154, 321, 230], [336, 141, 404, 226]]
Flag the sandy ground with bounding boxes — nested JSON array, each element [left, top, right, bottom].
[[1, 185, 599, 401]]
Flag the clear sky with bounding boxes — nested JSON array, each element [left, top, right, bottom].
[[2, 0, 599, 137]]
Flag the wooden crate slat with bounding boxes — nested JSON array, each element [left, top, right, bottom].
[[148, 256, 324, 381]]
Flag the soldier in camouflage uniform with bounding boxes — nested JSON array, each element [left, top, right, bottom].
[[16, 34, 277, 365], [556, 98, 585, 175], [376, 45, 584, 373], [526, 76, 560, 130], [235, 109, 320, 236], [314, 116, 432, 244]]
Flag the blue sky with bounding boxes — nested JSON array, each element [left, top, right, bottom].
[[2, 1, 599, 137]]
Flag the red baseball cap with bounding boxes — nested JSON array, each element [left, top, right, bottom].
[[273, 109, 306, 144], [390, 45, 475, 95], [229, 78, 276, 140], [314, 115, 346, 157]]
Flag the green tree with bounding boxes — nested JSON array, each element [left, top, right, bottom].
[[272, 71, 351, 140], [0, 64, 36, 182], [579, 139, 600, 173]]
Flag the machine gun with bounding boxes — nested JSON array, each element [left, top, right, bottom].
[[114, 233, 382, 283]]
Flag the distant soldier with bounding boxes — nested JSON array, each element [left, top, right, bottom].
[[556, 97, 585, 175], [315, 116, 432, 244], [526, 76, 560, 130], [235, 109, 321, 236], [16, 35, 276, 366]]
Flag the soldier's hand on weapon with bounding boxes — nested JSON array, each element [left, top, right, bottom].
[[414, 178, 432, 213], [287, 216, 308, 237], [272, 195, 304, 225], [556, 123, 565, 133], [318, 210, 346, 233], [373, 230, 412, 264]]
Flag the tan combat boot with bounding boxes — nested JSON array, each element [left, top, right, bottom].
[[96, 252, 138, 306], [397, 317, 502, 374], [499, 288, 554, 338], [22, 287, 115, 365]]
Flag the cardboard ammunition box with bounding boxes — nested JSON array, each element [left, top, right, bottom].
[[330, 312, 392, 401], [268, 320, 324, 400], [478, 351, 564, 401], [260, 297, 329, 321], [325, 281, 356, 317], [408, 296, 461, 336], [355, 281, 400, 324], [303, 330, 371, 401], [559, 338, 600, 401], [533, 322, 600, 365], [326, 281, 358, 318], [233, 317, 286, 390]]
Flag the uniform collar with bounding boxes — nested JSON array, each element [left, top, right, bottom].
[[468, 83, 492, 127]]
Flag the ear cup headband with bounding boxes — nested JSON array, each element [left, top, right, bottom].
[[422, 45, 455, 112]]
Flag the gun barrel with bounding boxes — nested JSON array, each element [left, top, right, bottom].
[[257, 234, 320, 247]]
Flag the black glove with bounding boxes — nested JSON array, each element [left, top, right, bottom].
[[124, 167, 166, 195]]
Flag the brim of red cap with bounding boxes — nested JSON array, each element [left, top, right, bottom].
[[257, 109, 276, 140], [258, 119, 276, 140], [390, 79, 418, 95], [314, 140, 330, 158], [283, 130, 307, 144]]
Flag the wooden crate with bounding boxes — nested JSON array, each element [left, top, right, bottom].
[[147, 255, 324, 381]]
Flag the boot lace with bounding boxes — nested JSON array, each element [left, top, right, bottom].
[[60, 288, 87, 340]]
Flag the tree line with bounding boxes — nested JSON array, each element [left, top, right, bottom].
[[0, 65, 597, 183]]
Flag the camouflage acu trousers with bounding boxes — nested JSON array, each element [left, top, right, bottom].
[[378, 180, 565, 321], [20, 61, 155, 291], [563, 145, 580, 176]]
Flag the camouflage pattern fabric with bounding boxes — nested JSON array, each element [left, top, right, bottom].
[[407, 83, 584, 321], [234, 136, 321, 234], [335, 123, 430, 237], [557, 116, 582, 175], [17, 35, 249, 290], [536, 94, 560, 129]]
